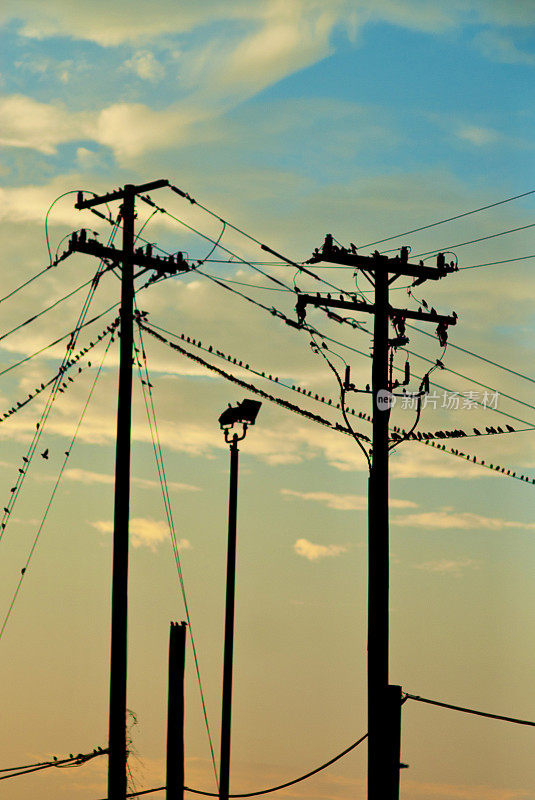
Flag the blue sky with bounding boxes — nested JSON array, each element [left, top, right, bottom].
[[0, 3, 535, 800]]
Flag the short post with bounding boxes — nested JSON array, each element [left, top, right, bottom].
[[167, 621, 187, 800]]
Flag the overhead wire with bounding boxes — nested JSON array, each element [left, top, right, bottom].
[[0, 747, 108, 781], [404, 693, 535, 727], [0, 304, 121, 379], [94, 729, 370, 799], [0, 220, 120, 550], [0, 331, 113, 643], [140, 320, 533, 485], [412, 222, 535, 258], [0, 271, 112, 347], [358, 189, 535, 248], [133, 317, 219, 790], [114, 186, 535, 392]]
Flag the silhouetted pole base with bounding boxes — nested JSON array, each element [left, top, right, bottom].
[[219, 436, 239, 800], [167, 621, 186, 800]]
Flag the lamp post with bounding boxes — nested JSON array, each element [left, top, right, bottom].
[[218, 399, 261, 800]]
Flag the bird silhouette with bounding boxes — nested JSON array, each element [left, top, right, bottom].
[[41, 449, 49, 459]]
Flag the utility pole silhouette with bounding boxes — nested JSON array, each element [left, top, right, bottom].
[[72, 180, 190, 800], [296, 237, 458, 800]]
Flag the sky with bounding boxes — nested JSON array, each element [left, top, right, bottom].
[[0, 1, 535, 799]]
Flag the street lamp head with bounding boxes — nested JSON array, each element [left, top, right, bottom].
[[219, 399, 262, 442]]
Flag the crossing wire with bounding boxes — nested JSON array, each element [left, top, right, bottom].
[[133, 318, 219, 791], [104, 190, 535, 391], [94, 729, 370, 799], [0, 332, 113, 643], [140, 322, 534, 486], [0, 304, 121, 379], [0, 747, 108, 780], [0, 222, 119, 557], [141, 319, 534, 441], [358, 189, 535, 248]]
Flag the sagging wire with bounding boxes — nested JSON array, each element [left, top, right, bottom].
[[0, 746, 108, 781], [0, 304, 120, 380], [309, 330, 371, 470], [0, 332, 113, 643], [389, 343, 447, 452], [45, 189, 111, 265], [0, 319, 118, 427], [133, 315, 219, 791], [0, 221, 120, 549], [140, 320, 534, 485]]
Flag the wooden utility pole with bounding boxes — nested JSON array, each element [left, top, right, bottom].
[[167, 621, 187, 800], [297, 237, 458, 800], [73, 179, 190, 800]]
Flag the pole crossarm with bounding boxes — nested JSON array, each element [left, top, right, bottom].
[[296, 293, 457, 328], [75, 179, 170, 209], [306, 234, 458, 282], [68, 235, 192, 275]]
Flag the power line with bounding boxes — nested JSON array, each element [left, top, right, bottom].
[[133, 318, 219, 790], [0, 223, 119, 554], [358, 189, 535, 248], [99, 187, 535, 421], [94, 730, 369, 799], [0, 258, 69, 307], [459, 254, 535, 270], [0, 746, 108, 781], [141, 321, 534, 486], [146, 319, 533, 439], [0, 320, 118, 425], [0, 305, 120, 379], [0, 333, 113, 643], [406, 323, 535, 385], [0, 268, 112, 347], [405, 693, 535, 727], [413, 222, 535, 258]]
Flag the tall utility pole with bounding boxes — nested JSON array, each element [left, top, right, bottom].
[[297, 237, 458, 800], [73, 180, 190, 800]]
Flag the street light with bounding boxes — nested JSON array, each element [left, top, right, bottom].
[[218, 399, 261, 800]]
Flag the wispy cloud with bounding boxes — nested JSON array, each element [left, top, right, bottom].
[[282, 488, 417, 510], [393, 510, 535, 531], [64, 468, 200, 492], [474, 29, 535, 66], [91, 517, 192, 551], [413, 558, 479, 576], [294, 538, 348, 561], [456, 125, 501, 147]]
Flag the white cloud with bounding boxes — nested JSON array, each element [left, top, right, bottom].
[[92, 516, 192, 551], [0, 94, 94, 154], [413, 558, 479, 576], [393, 510, 535, 531], [294, 537, 348, 561], [282, 488, 417, 510], [123, 51, 165, 81]]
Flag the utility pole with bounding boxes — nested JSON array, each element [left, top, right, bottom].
[[167, 621, 187, 800], [73, 180, 191, 800], [296, 237, 458, 800]]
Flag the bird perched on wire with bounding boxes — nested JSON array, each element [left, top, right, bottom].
[[41, 448, 49, 459]]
